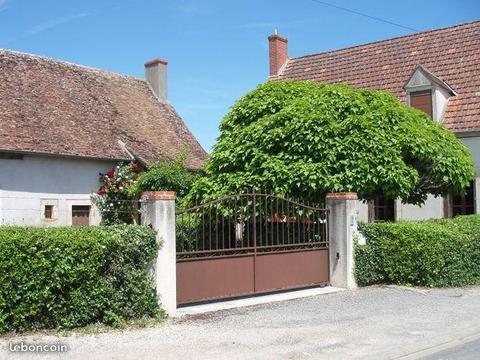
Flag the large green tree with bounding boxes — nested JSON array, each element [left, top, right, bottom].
[[188, 81, 474, 205]]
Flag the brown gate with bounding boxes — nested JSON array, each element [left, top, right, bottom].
[[176, 193, 329, 305]]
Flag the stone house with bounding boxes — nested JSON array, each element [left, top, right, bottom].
[[0, 50, 206, 226]]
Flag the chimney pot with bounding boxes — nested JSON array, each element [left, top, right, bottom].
[[268, 34, 288, 77], [145, 58, 168, 100]]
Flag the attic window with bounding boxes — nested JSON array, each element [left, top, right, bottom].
[[405, 66, 456, 122], [410, 90, 433, 118]]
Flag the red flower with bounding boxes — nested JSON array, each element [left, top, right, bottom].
[[107, 168, 115, 177], [97, 188, 107, 195]]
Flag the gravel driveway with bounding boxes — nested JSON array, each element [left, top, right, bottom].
[[2, 286, 480, 360]]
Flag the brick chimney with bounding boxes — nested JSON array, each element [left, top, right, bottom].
[[268, 34, 288, 77], [145, 58, 168, 100]]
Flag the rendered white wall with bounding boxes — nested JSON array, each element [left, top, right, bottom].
[[356, 195, 444, 222], [357, 201, 369, 222], [476, 177, 480, 215], [459, 136, 480, 173], [391, 136, 480, 219], [435, 86, 451, 123], [0, 154, 116, 226], [396, 195, 444, 221]]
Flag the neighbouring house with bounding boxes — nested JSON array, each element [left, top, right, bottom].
[[0, 50, 206, 226], [267, 20, 480, 222]]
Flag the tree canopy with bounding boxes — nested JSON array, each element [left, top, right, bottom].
[[188, 81, 474, 205]]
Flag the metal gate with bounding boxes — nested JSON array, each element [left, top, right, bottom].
[[176, 193, 329, 305]]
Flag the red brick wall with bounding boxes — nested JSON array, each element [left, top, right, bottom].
[[268, 35, 288, 77]]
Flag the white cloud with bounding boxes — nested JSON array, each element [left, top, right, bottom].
[[235, 19, 309, 30], [26, 12, 89, 35], [0, 0, 9, 12], [178, 4, 196, 14], [178, 3, 215, 16], [1, 11, 90, 46], [235, 21, 279, 30]]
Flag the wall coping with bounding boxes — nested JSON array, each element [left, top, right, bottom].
[[141, 191, 176, 200], [144, 58, 168, 67], [268, 34, 288, 43], [325, 192, 358, 200]]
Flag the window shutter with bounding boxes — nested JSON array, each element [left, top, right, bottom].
[[410, 91, 433, 118]]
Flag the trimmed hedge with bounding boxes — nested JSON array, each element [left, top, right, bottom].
[[355, 215, 480, 287], [0, 225, 161, 334]]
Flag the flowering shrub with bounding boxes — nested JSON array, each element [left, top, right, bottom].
[[91, 163, 140, 225]]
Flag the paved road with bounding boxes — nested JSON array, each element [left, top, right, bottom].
[[422, 338, 480, 360], [1, 286, 480, 360]]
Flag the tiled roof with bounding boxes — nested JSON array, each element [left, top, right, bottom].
[[0, 50, 207, 168], [276, 21, 480, 133]]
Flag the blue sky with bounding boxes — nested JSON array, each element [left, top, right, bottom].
[[1, 1, 478, 151]]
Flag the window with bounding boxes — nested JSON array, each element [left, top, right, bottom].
[[40, 200, 58, 222], [450, 181, 475, 217], [368, 196, 395, 222], [410, 90, 433, 118], [44, 205, 53, 219], [72, 205, 90, 227]]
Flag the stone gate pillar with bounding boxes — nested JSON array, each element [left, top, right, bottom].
[[325, 192, 359, 289], [141, 191, 177, 315]]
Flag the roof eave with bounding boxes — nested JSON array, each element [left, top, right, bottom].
[[452, 130, 480, 137], [0, 148, 132, 162]]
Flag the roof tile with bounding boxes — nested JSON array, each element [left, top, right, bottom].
[[0, 50, 207, 168]]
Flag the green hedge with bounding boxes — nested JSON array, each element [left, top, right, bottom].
[[355, 215, 480, 287], [0, 225, 161, 334]]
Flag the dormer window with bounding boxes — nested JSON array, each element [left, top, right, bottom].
[[405, 65, 456, 123]]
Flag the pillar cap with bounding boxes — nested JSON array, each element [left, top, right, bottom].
[[325, 192, 358, 200], [268, 34, 288, 43], [141, 191, 176, 200], [144, 58, 168, 67]]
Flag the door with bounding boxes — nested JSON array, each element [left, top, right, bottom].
[[72, 205, 91, 227]]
